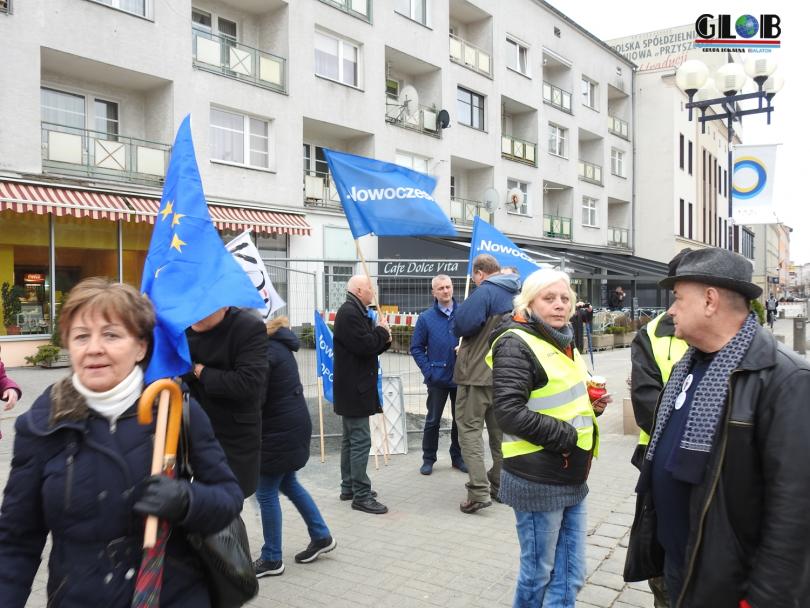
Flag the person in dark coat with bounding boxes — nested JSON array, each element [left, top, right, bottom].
[[624, 248, 810, 607], [570, 301, 593, 353], [0, 278, 243, 608], [183, 306, 268, 497], [253, 317, 335, 578], [333, 275, 391, 515]]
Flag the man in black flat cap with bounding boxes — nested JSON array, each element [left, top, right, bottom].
[[624, 247, 810, 608]]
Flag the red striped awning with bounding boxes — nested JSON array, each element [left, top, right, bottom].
[[0, 180, 131, 221], [207, 204, 311, 236]]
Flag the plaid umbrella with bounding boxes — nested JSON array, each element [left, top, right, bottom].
[[131, 380, 183, 608]]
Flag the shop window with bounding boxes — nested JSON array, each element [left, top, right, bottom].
[[123, 221, 152, 288]]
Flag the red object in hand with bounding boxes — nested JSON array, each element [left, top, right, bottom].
[[588, 385, 607, 402], [739, 601, 752, 608]]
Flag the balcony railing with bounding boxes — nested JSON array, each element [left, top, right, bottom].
[[385, 94, 442, 138], [543, 214, 572, 240], [41, 122, 170, 186], [608, 115, 630, 139], [501, 134, 537, 166], [450, 197, 492, 226], [542, 82, 572, 113], [192, 30, 286, 94], [318, 0, 371, 21], [449, 34, 492, 77], [303, 169, 343, 211], [578, 160, 603, 185], [608, 226, 630, 248]]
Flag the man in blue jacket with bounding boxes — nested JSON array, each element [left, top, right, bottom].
[[411, 274, 467, 476], [453, 254, 521, 514]]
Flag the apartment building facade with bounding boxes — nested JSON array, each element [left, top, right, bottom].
[[0, 0, 639, 359]]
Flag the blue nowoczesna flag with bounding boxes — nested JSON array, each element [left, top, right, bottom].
[[314, 311, 334, 403], [141, 115, 264, 383], [323, 148, 456, 239], [468, 217, 545, 279]]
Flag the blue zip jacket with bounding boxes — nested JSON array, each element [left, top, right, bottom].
[[410, 298, 459, 388], [453, 274, 521, 338]]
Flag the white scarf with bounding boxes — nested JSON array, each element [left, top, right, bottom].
[[72, 366, 144, 430]]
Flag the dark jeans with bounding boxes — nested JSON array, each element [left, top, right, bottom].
[[422, 386, 462, 465], [340, 415, 372, 500]]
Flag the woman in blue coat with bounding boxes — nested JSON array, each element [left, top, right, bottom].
[[0, 278, 244, 607], [253, 317, 335, 578]]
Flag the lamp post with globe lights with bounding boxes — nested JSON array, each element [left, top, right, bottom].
[[675, 57, 784, 251]]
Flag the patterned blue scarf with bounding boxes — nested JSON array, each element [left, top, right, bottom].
[[645, 313, 759, 484]]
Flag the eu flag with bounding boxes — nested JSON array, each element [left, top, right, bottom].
[[323, 149, 456, 238], [141, 115, 264, 383]]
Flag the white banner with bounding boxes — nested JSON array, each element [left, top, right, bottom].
[[732, 144, 779, 224], [225, 230, 285, 319]]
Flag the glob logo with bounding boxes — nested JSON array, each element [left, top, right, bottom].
[[694, 14, 781, 50]]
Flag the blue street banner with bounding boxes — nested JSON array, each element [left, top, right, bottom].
[[314, 311, 334, 403], [141, 115, 264, 383], [468, 216, 544, 278], [323, 148, 457, 239]]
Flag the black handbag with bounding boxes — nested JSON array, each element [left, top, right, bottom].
[[179, 396, 258, 608]]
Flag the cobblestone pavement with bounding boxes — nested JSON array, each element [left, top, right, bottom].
[[1, 317, 804, 607]]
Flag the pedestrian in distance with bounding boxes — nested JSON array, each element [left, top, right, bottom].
[[333, 275, 391, 515], [765, 293, 778, 329], [183, 305, 268, 498], [410, 274, 466, 476], [453, 254, 520, 514], [608, 286, 626, 310], [0, 345, 21, 441], [488, 268, 609, 608], [624, 248, 810, 607], [253, 316, 336, 578], [0, 278, 243, 608]]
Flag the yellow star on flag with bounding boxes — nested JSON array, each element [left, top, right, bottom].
[[171, 212, 185, 227], [160, 200, 174, 221], [170, 233, 187, 252]]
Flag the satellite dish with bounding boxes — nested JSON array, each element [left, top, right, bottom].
[[507, 187, 524, 209], [398, 85, 420, 122], [437, 109, 451, 129], [482, 187, 500, 213]]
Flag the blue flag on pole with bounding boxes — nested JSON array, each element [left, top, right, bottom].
[[141, 115, 265, 383], [314, 311, 334, 403], [323, 149, 456, 239], [468, 216, 544, 279]]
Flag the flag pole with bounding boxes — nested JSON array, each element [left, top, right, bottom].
[[317, 377, 326, 463]]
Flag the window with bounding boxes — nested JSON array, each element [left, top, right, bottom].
[[315, 31, 359, 87], [554, 26, 561, 38], [395, 150, 429, 175], [506, 179, 529, 215], [688, 140, 693, 175], [679, 198, 685, 236], [723, 169, 727, 197], [91, 0, 147, 17], [210, 107, 270, 169], [94, 100, 119, 138], [582, 196, 598, 227], [41, 88, 86, 129], [506, 37, 529, 75], [581, 77, 597, 110], [688, 202, 693, 239], [679, 133, 684, 170], [548, 123, 567, 158], [450, 175, 456, 198], [457, 87, 484, 130], [395, 0, 428, 26], [610, 148, 625, 177]]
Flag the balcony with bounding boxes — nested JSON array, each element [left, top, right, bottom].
[[318, 0, 371, 21], [0, 0, 10, 14], [303, 169, 343, 212], [578, 160, 603, 186], [41, 123, 169, 186], [608, 226, 630, 248], [543, 214, 572, 240], [449, 34, 492, 77], [385, 94, 442, 138], [192, 31, 286, 94], [501, 134, 537, 166], [542, 82, 572, 114], [450, 197, 492, 226], [608, 115, 629, 140]]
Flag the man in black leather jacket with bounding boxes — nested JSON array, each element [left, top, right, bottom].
[[624, 248, 810, 607]]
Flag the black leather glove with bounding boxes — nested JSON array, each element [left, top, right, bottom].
[[133, 475, 190, 523]]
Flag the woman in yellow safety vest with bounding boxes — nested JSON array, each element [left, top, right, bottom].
[[487, 268, 610, 608]]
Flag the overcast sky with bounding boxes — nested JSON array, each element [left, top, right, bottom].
[[544, 1, 809, 264]]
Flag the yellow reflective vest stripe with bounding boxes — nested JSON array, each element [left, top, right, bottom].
[[637, 313, 689, 446], [486, 328, 599, 459]]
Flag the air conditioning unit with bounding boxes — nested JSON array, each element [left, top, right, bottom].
[[304, 175, 324, 201], [422, 109, 437, 131], [386, 78, 400, 97]]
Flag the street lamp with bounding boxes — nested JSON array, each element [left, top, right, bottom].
[[675, 57, 784, 251]]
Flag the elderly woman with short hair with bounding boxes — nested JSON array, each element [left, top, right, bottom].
[[0, 277, 243, 608], [487, 268, 609, 608]]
